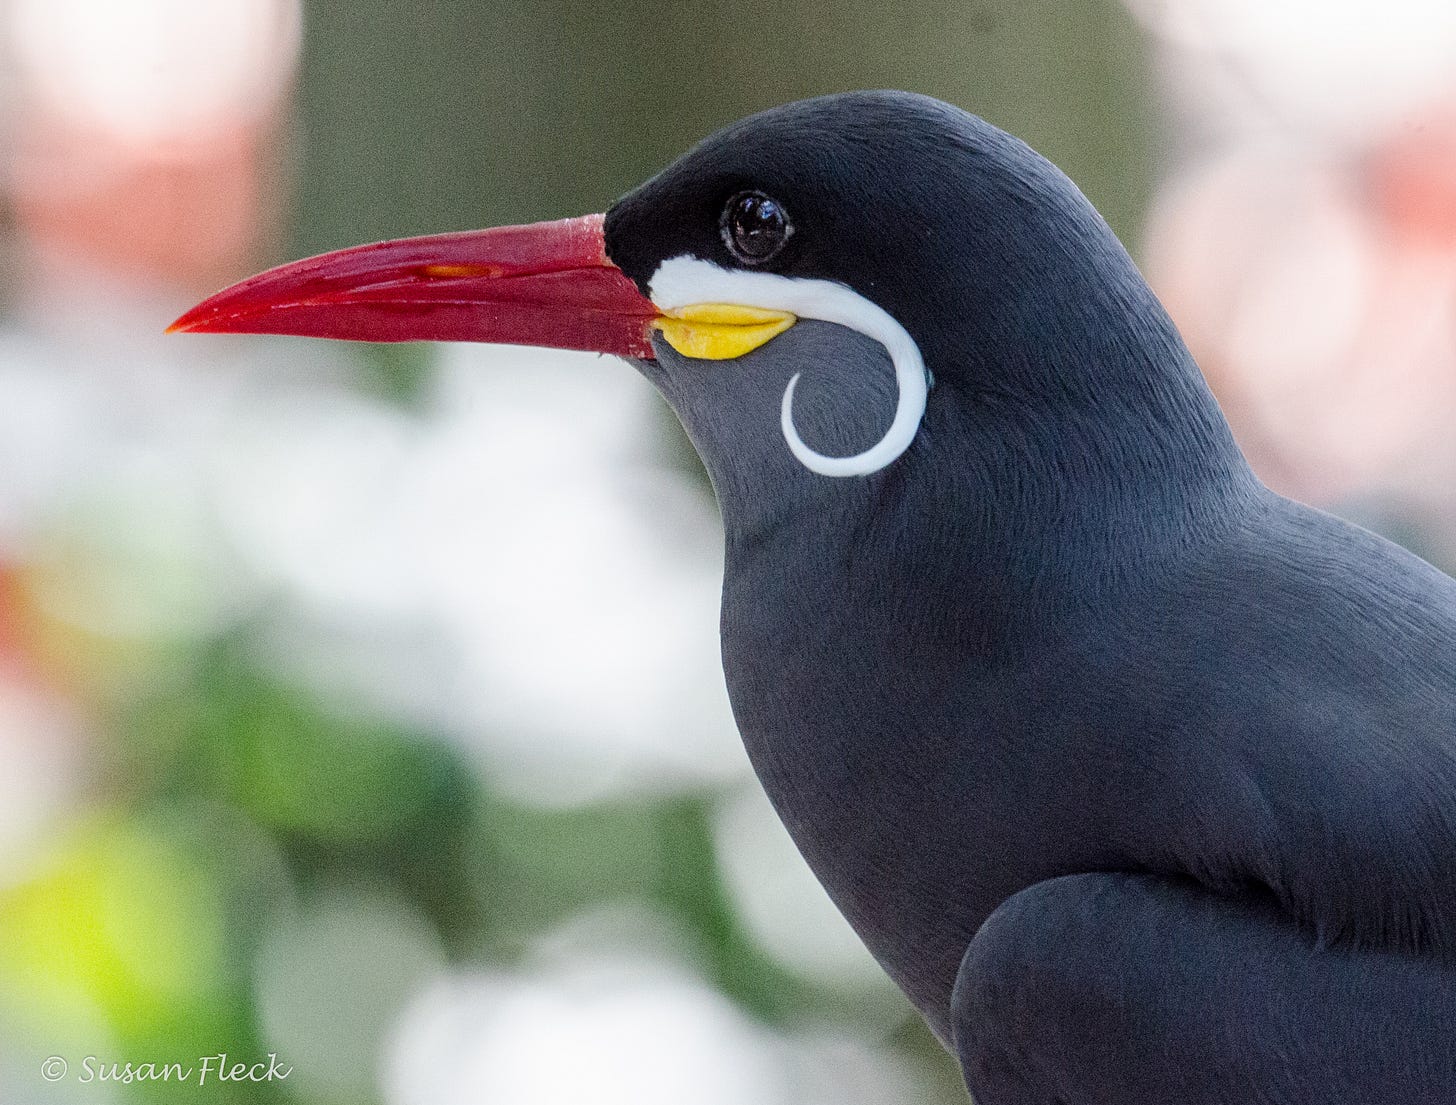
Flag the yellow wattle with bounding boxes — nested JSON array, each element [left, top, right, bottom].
[[652, 303, 796, 360]]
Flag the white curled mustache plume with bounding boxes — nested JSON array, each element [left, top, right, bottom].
[[648, 257, 931, 478]]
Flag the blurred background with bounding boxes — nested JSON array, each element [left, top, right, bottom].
[[0, 1, 1453, 1102]]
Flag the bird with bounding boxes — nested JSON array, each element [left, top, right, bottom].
[[171, 90, 1456, 1104]]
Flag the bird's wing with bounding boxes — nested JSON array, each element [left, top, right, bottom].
[[1107, 497, 1456, 956], [952, 871, 1456, 1105]]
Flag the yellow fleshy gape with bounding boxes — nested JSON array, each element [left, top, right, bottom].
[[652, 303, 797, 360]]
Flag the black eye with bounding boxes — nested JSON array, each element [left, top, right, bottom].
[[721, 190, 792, 265]]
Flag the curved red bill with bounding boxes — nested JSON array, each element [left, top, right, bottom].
[[167, 213, 662, 358]]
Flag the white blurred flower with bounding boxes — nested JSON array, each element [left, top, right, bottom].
[[0, 327, 273, 646], [182, 335, 747, 803], [782, 1029, 941, 1105], [8, 0, 300, 146], [0, 316, 749, 804], [1124, 0, 1456, 141], [0, 673, 87, 887], [0, 334, 99, 555], [384, 958, 788, 1105], [402, 344, 746, 804], [713, 785, 909, 1021], [383, 931, 941, 1105], [211, 386, 426, 622], [524, 902, 705, 977], [254, 886, 446, 1100]]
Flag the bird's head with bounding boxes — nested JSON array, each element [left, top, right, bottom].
[[173, 91, 1239, 542]]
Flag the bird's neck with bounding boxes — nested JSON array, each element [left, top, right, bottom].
[[710, 326, 1261, 1028], [718, 345, 1260, 654]]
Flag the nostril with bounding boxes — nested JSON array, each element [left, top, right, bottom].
[[418, 263, 504, 280]]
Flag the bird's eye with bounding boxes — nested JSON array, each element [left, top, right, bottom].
[[721, 191, 792, 265]]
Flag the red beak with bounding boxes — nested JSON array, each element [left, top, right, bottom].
[[168, 213, 661, 359]]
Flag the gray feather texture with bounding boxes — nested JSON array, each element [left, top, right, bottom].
[[610, 91, 1456, 1104]]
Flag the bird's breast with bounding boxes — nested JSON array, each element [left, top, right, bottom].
[[718, 562, 1132, 1031]]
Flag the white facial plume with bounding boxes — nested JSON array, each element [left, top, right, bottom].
[[648, 257, 931, 478]]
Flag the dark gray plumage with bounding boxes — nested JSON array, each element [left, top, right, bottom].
[[607, 92, 1456, 1103]]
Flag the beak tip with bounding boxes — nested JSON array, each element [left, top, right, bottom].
[[168, 301, 241, 336], [166, 305, 211, 334]]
